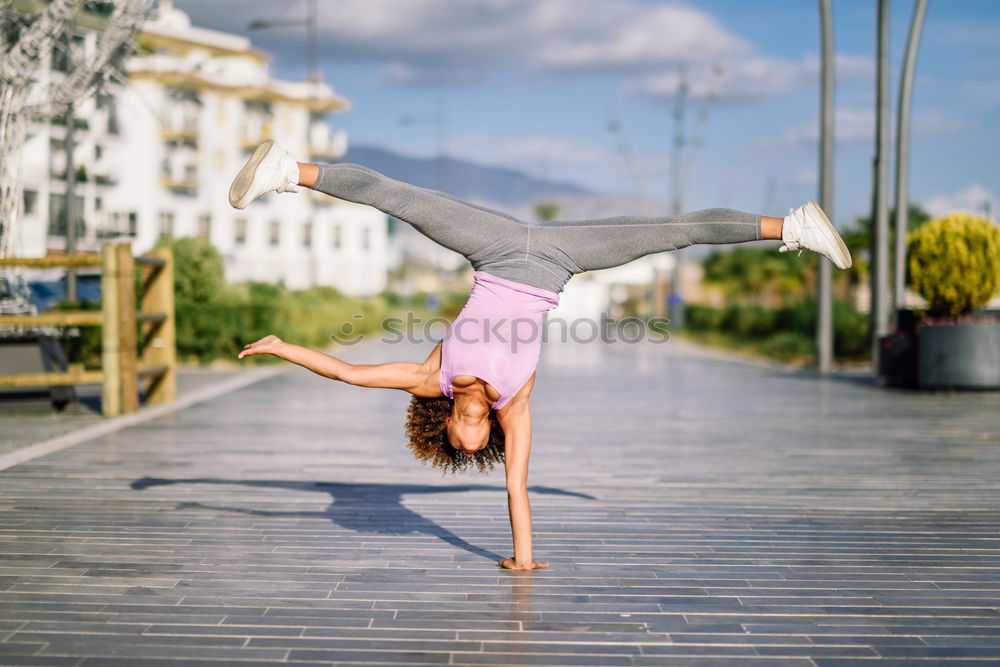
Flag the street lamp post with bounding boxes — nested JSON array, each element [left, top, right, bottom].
[[893, 0, 929, 314], [248, 0, 320, 95], [668, 66, 689, 330], [816, 0, 835, 375], [64, 102, 78, 302], [871, 0, 891, 370]]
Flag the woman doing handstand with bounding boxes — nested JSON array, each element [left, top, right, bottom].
[[229, 140, 853, 570]]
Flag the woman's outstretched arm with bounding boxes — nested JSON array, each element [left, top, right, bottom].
[[497, 377, 547, 571], [239, 335, 439, 395]]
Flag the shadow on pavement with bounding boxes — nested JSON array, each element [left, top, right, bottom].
[[131, 477, 594, 562]]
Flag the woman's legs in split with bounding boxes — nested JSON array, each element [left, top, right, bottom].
[[297, 162, 786, 242], [299, 158, 786, 285]]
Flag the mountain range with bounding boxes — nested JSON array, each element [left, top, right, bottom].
[[342, 145, 590, 211]]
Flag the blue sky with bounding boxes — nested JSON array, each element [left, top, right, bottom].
[[173, 0, 999, 227]]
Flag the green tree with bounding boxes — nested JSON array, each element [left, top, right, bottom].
[[533, 201, 560, 222], [155, 236, 233, 362], [702, 246, 812, 307]]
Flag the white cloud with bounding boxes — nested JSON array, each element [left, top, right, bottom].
[[533, 2, 751, 73], [173, 0, 777, 90], [912, 110, 968, 137], [922, 185, 997, 219], [782, 107, 874, 145], [780, 108, 966, 147], [631, 57, 797, 102], [488, 136, 607, 168], [630, 52, 871, 104], [791, 168, 818, 187]]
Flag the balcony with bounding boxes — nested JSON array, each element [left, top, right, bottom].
[[240, 115, 273, 150], [308, 127, 347, 161], [161, 163, 199, 193], [161, 174, 199, 193], [160, 125, 199, 144]]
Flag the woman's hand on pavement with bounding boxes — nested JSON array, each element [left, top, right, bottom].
[[238, 335, 284, 359], [499, 558, 548, 571]]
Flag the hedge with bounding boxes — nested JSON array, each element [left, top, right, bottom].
[[685, 300, 868, 360]]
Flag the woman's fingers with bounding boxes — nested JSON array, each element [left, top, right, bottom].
[[238, 336, 279, 359]]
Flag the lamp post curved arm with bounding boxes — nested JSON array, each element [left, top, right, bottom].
[[893, 0, 929, 311]]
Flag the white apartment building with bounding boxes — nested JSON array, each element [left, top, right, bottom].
[[17, 0, 387, 296]]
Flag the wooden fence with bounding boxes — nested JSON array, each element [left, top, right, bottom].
[[0, 243, 175, 417]]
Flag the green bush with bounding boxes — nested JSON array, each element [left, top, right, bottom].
[[685, 304, 724, 331], [908, 212, 1000, 318], [53, 299, 102, 368], [154, 237, 396, 365], [758, 331, 814, 361], [833, 300, 869, 357], [683, 299, 869, 361], [157, 237, 231, 361], [773, 300, 815, 334]]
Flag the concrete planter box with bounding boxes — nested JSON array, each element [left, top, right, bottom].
[[918, 322, 1000, 389]]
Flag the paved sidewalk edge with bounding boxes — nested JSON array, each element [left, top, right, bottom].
[[0, 366, 287, 472]]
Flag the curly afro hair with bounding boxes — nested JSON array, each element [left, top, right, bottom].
[[404, 395, 505, 474]]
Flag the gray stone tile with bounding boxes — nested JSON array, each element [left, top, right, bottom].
[[633, 659, 816, 667], [288, 648, 451, 663], [0, 658, 83, 667], [4, 337, 1000, 665], [456, 654, 634, 666]]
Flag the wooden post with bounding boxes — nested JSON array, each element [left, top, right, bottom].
[[118, 244, 138, 414], [101, 244, 121, 417], [101, 243, 138, 416], [141, 248, 176, 405]]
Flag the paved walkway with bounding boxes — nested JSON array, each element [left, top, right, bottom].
[[1, 336, 999, 666], [0, 367, 251, 458]]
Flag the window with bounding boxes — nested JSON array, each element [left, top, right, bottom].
[[331, 224, 341, 249], [97, 93, 119, 135], [269, 220, 280, 246], [302, 223, 312, 248], [55, 34, 84, 73], [159, 212, 175, 239], [23, 190, 38, 216], [128, 212, 138, 236], [47, 193, 83, 237], [198, 214, 211, 240], [95, 197, 102, 211], [361, 226, 370, 251], [234, 218, 247, 244]]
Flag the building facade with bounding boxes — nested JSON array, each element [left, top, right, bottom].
[[17, 1, 387, 296]]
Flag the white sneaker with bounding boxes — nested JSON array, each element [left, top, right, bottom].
[[228, 140, 300, 210], [780, 201, 853, 269]]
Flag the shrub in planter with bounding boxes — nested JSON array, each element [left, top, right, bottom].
[[907, 212, 1000, 388], [908, 212, 1000, 318]]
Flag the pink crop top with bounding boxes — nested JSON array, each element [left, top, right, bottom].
[[439, 271, 560, 410]]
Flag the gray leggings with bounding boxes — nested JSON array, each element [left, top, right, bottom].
[[314, 163, 761, 294]]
